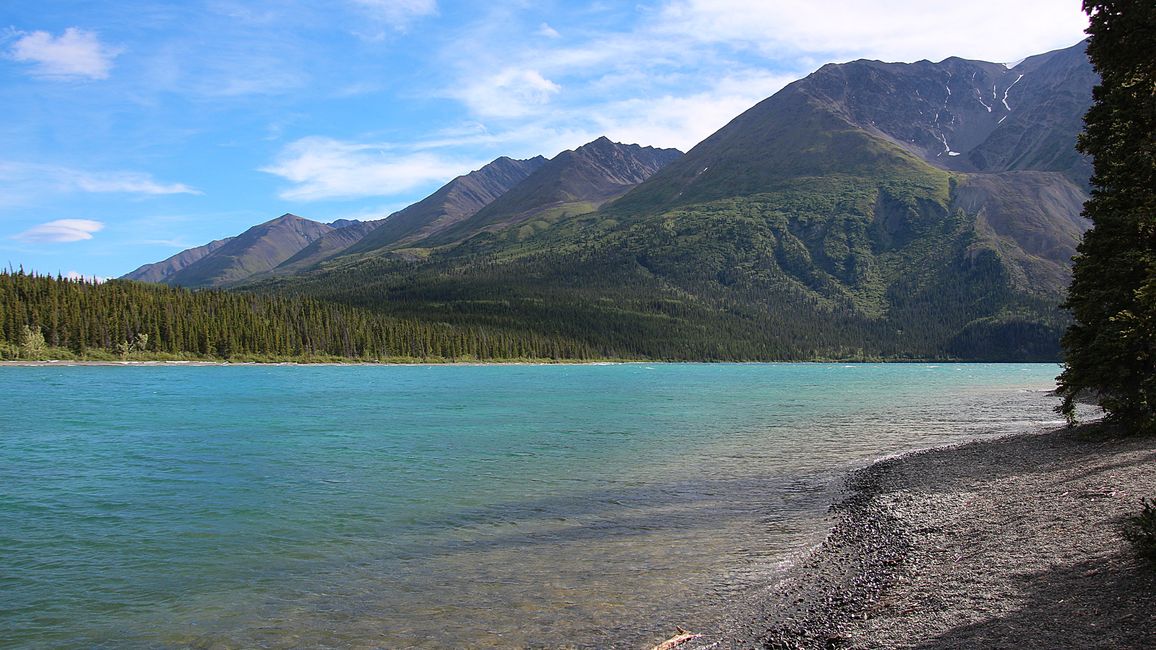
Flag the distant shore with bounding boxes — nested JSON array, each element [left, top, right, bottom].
[[1, 360, 234, 366], [0, 358, 623, 367], [680, 424, 1155, 649]]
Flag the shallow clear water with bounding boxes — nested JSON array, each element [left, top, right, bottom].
[[0, 363, 1070, 648]]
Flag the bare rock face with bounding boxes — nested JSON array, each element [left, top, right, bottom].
[[802, 41, 1094, 184]]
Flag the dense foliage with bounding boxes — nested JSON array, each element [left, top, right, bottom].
[[255, 171, 1069, 362], [1058, 0, 1156, 430], [0, 271, 598, 362]]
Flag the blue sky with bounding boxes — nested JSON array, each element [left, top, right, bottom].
[[1, 1, 1089, 279]]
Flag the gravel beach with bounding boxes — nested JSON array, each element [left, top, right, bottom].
[[675, 424, 1156, 650]]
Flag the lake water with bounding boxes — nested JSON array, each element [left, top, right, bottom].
[[0, 363, 1072, 648]]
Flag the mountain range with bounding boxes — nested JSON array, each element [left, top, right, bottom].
[[124, 41, 1095, 361], [124, 139, 682, 286]]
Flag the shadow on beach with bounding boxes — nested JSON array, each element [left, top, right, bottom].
[[694, 424, 1156, 650], [912, 549, 1155, 650]]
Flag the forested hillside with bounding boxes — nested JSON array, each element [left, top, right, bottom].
[[0, 272, 598, 362], [93, 43, 1097, 364], [243, 44, 1091, 363], [259, 167, 1069, 362]]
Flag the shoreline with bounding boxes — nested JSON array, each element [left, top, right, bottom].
[[675, 424, 1155, 649], [0, 359, 624, 367], [0, 359, 1062, 368]]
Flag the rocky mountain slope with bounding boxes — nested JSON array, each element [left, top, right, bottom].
[[421, 137, 682, 245], [342, 155, 547, 256], [269, 220, 382, 276], [125, 214, 338, 288], [123, 236, 235, 284], [615, 42, 1091, 212]]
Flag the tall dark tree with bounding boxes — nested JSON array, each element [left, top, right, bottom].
[[1059, 1, 1156, 430]]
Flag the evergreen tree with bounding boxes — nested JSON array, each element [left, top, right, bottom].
[[1058, 1, 1156, 430]]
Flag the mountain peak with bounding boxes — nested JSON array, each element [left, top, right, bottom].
[[123, 214, 335, 288], [581, 135, 616, 149], [418, 137, 682, 244], [615, 40, 1093, 213]]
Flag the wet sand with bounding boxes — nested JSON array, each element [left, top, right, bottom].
[[675, 424, 1156, 650]]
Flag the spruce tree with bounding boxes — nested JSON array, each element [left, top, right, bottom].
[[1058, 0, 1156, 430]]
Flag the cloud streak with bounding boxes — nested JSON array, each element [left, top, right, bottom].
[[260, 136, 481, 201], [12, 219, 105, 243], [8, 27, 121, 80], [349, 0, 438, 37], [0, 162, 200, 197]]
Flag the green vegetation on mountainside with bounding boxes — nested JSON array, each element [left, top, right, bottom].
[[108, 43, 1093, 364], [257, 163, 1068, 361]]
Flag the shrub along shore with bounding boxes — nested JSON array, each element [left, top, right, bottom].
[[662, 424, 1155, 650]]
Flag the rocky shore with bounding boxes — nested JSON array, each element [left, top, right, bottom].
[[679, 424, 1156, 649]]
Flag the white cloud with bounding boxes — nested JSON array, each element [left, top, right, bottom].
[[593, 71, 799, 152], [455, 68, 562, 118], [261, 136, 482, 201], [65, 270, 108, 283], [430, 0, 1087, 158], [8, 27, 121, 80], [13, 219, 105, 243], [397, 121, 599, 165], [0, 162, 199, 196], [137, 238, 193, 248], [656, 0, 1088, 63], [428, 69, 793, 156], [73, 171, 199, 195]]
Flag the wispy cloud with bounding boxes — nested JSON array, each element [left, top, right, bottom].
[[13, 219, 105, 243], [142, 39, 308, 99], [73, 171, 199, 195], [7, 27, 122, 80], [260, 136, 480, 201], [349, 0, 438, 37], [592, 71, 799, 152], [0, 162, 199, 197], [430, 0, 1087, 156], [137, 238, 195, 248], [453, 67, 562, 118], [654, 0, 1089, 63], [429, 4, 800, 153]]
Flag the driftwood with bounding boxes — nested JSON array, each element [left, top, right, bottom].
[[650, 626, 702, 650]]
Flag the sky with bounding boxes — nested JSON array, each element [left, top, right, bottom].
[[1, 1, 1090, 280]]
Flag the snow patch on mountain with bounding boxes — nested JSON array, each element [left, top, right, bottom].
[[1002, 74, 1025, 111]]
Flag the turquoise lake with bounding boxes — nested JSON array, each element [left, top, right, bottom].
[[0, 363, 1072, 648]]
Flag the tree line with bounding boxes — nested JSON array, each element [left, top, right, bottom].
[[0, 271, 599, 362]]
